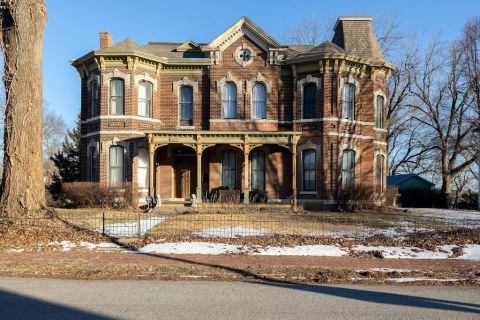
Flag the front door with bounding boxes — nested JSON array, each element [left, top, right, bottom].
[[173, 156, 196, 199]]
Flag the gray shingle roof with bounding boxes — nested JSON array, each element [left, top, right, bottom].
[[294, 41, 346, 58], [387, 174, 434, 186], [332, 17, 384, 61]]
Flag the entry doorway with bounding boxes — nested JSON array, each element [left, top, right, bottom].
[[173, 148, 197, 199]]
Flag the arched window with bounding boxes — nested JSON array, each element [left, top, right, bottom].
[[341, 149, 355, 187], [303, 83, 316, 119], [222, 150, 236, 188], [91, 81, 99, 118], [138, 81, 152, 117], [376, 154, 385, 193], [303, 149, 316, 191], [180, 86, 193, 126], [138, 148, 149, 188], [109, 146, 124, 187], [252, 83, 266, 119], [251, 150, 265, 190], [110, 79, 124, 115], [376, 95, 384, 128], [223, 82, 237, 119], [342, 83, 355, 120], [90, 146, 98, 182]]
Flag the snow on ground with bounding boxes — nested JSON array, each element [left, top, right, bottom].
[[408, 208, 480, 224], [459, 244, 480, 260], [251, 245, 347, 256], [137, 242, 242, 255], [97, 216, 166, 237], [386, 278, 463, 283], [44, 241, 122, 252], [193, 227, 271, 238], [352, 245, 458, 259]]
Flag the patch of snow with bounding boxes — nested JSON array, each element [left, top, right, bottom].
[[79, 242, 122, 251], [361, 268, 412, 273], [351, 245, 456, 259], [97, 216, 166, 237], [47, 241, 77, 251], [458, 244, 480, 260], [7, 248, 25, 253], [193, 226, 271, 238], [387, 277, 463, 283], [407, 208, 480, 225], [251, 245, 348, 256], [137, 242, 242, 255]]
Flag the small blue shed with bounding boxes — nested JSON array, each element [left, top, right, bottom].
[[387, 174, 434, 191]]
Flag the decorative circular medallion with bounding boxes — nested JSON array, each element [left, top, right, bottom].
[[234, 44, 255, 67]]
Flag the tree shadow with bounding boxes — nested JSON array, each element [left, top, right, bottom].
[[0, 289, 114, 320], [130, 251, 480, 315]]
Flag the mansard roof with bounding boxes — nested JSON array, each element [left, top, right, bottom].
[[332, 16, 384, 61], [291, 41, 346, 59]]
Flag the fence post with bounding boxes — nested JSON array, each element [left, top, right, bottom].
[[102, 212, 105, 236], [137, 213, 141, 237]]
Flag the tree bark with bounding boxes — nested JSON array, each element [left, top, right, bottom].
[[0, 0, 48, 217]]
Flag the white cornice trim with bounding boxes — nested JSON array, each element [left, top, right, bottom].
[[81, 130, 146, 138], [82, 115, 162, 124]]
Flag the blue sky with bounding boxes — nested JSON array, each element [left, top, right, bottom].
[[43, 0, 480, 127]]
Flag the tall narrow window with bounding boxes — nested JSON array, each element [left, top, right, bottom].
[[138, 81, 152, 117], [223, 82, 237, 119], [251, 150, 265, 190], [376, 154, 384, 193], [303, 83, 316, 119], [90, 147, 98, 182], [110, 79, 124, 115], [109, 146, 124, 187], [342, 83, 355, 120], [341, 149, 355, 187], [138, 148, 149, 188], [180, 86, 193, 126], [303, 150, 316, 191], [91, 81, 99, 118], [222, 150, 236, 188], [376, 95, 384, 128], [252, 83, 266, 119]]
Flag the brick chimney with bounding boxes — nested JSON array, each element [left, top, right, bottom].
[[99, 31, 113, 50]]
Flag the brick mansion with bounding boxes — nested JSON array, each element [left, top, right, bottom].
[[72, 16, 393, 208]]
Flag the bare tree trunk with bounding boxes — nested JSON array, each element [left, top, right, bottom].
[[0, 0, 48, 217]]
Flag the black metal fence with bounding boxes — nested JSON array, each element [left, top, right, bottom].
[[44, 209, 480, 239]]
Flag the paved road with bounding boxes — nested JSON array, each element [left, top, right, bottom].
[[1, 278, 479, 320]]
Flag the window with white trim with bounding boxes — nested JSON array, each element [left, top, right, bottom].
[[109, 146, 124, 187], [180, 86, 193, 126], [221, 150, 236, 188], [223, 82, 237, 119], [303, 83, 316, 119], [342, 83, 355, 120], [110, 79, 124, 115], [138, 81, 152, 117], [376, 95, 384, 128], [252, 83, 266, 119], [138, 148, 149, 188], [303, 149, 316, 191], [341, 149, 355, 187]]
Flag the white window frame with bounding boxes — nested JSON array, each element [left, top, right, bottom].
[[137, 148, 149, 188], [138, 81, 153, 117]]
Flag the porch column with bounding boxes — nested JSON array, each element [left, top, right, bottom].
[[292, 143, 298, 209], [196, 144, 203, 204], [148, 135, 155, 198], [243, 144, 250, 204]]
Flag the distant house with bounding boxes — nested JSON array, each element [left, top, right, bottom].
[[387, 174, 434, 191]]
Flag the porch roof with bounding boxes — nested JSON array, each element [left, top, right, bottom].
[[144, 130, 302, 151]]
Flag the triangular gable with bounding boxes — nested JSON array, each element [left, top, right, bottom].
[[207, 16, 280, 52], [177, 40, 201, 52]]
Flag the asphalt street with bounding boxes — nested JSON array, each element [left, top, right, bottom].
[[0, 278, 479, 319]]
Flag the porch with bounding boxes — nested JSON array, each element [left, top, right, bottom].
[[145, 130, 302, 207]]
